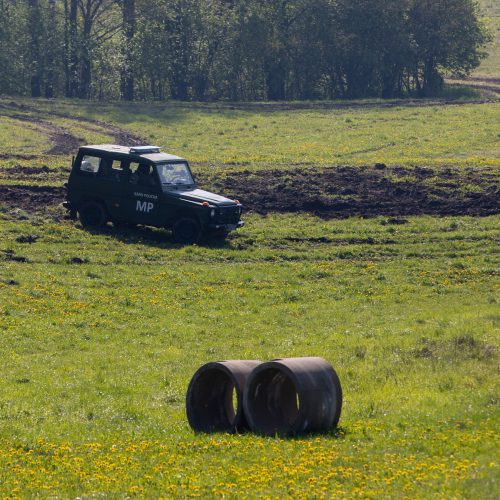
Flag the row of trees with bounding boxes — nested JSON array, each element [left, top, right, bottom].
[[0, 0, 491, 101]]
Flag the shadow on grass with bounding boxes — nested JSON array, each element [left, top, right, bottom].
[[81, 223, 235, 250], [193, 426, 347, 440]]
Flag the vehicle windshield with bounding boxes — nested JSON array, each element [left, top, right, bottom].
[[156, 162, 194, 186]]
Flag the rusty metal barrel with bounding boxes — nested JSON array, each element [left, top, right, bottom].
[[186, 360, 262, 433], [243, 357, 342, 436]]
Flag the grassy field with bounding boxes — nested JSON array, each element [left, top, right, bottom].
[[0, 212, 498, 497], [0, 98, 499, 176], [0, 94, 499, 497], [477, 0, 500, 76]]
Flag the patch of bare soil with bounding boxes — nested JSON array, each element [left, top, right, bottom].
[[0, 184, 65, 212], [7, 113, 83, 155], [446, 77, 500, 96], [46, 111, 144, 146], [1, 165, 498, 218], [467, 76, 500, 85], [160, 97, 499, 113], [0, 101, 145, 152], [198, 165, 500, 218], [0, 165, 70, 185], [46, 131, 83, 155], [0, 153, 40, 160]]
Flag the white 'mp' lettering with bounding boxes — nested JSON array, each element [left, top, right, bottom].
[[136, 200, 154, 213]]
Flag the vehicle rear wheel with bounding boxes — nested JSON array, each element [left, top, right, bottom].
[[79, 201, 107, 227], [173, 217, 202, 244], [112, 220, 137, 229]]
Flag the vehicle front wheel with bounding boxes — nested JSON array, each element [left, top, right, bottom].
[[172, 217, 202, 244], [79, 201, 107, 228], [208, 229, 230, 240]]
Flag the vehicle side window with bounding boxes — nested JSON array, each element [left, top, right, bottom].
[[80, 155, 100, 173], [129, 163, 157, 187], [99, 158, 127, 182], [111, 159, 126, 182]]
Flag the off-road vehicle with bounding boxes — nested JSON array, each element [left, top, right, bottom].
[[63, 145, 243, 243]]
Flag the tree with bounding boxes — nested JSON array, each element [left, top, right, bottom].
[[77, 0, 115, 98], [0, 0, 493, 100], [0, 0, 29, 95], [408, 0, 491, 95]]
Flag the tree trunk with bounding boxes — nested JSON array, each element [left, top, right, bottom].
[[121, 0, 135, 100], [28, 0, 42, 97], [423, 58, 443, 96], [45, 0, 56, 98], [63, 0, 70, 96], [79, 15, 92, 98], [265, 60, 286, 100], [68, 0, 79, 97]]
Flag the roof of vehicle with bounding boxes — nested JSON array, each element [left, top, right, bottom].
[[79, 144, 186, 163]]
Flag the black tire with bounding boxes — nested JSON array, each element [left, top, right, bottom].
[[173, 217, 202, 244], [78, 201, 107, 228], [112, 220, 137, 229], [208, 229, 230, 240]]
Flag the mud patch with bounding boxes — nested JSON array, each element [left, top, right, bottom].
[[2, 249, 29, 263], [0, 184, 65, 213], [197, 164, 500, 217], [0, 165, 498, 218], [16, 234, 41, 244], [8, 165, 51, 175], [46, 131, 82, 155], [7, 113, 84, 155], [69, 256, 89, 264], [157, 97, 499, 113], [0, 101, 145, 154], [0, 153, 40, 161], [51, 113, 144, 146], [0, 165, 70, 184], [283, 236, 378, 245]]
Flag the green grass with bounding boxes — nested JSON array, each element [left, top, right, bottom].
[[0, 99, 499, 176], [0, 95, 498, 496], [477, 0, 500, 76], [0, 116, 50, 155], [0, 212, 498, 497]]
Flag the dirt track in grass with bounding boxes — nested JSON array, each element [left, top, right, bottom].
[[1, 165, 498, 219], [0, 101, 144, 155]]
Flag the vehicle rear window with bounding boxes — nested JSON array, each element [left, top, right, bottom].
[[80, 155, 101, 173]]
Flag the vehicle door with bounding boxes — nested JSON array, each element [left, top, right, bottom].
[[125, 162, 162, 224], [96, 157, 130, 220]]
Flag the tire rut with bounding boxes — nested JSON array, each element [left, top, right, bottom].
[[1, 165, 498, 219], [0, 101, 145, 154]]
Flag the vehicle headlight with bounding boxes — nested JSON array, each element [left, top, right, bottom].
[[211, 208, 215, 217]]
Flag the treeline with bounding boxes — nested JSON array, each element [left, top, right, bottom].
[[0, 0, 491, 101]]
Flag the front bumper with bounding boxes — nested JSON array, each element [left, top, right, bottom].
[[209, 220, 244, 231]]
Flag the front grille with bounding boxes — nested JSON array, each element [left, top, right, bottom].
[[216, 206, 240, 224]]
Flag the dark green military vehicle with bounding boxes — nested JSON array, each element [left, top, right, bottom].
[[64, 145, 243, 243]]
